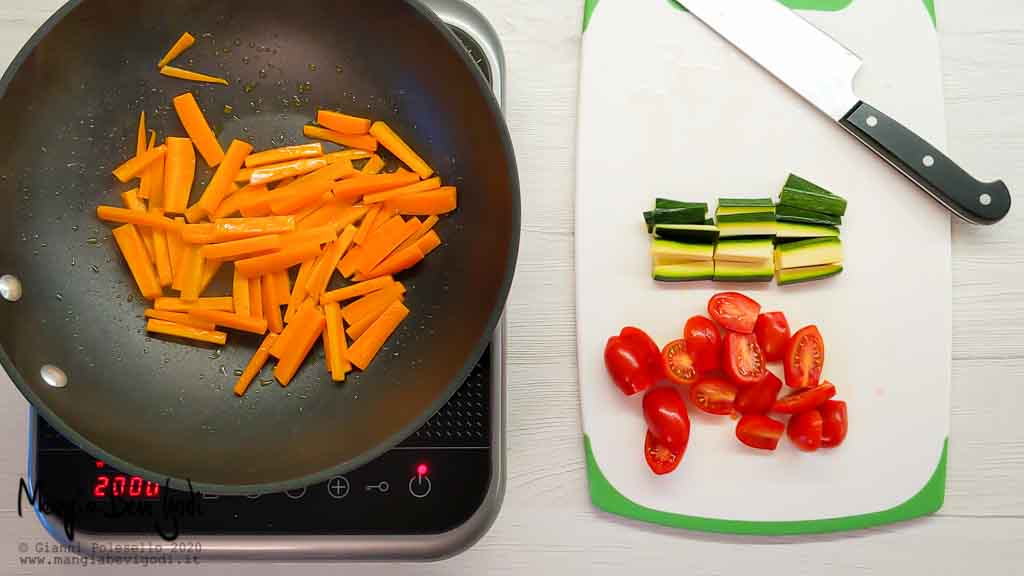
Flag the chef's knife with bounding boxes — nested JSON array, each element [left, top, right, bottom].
[[682, 0, 1011, 225]]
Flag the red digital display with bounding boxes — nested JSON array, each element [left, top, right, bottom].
[[91, 461, 160, 499]]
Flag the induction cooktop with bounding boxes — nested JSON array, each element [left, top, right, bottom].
[[26, 0, 507, 562]]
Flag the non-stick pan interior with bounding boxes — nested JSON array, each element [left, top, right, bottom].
[[0, 0, 518, 493]]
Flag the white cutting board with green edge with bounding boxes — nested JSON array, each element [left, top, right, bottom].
[[576, 0, 950, 535]]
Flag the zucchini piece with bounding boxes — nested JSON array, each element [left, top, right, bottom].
[[704, 218, 715, 226], [643, 206, 707, 232], [776, 204, 842, 226], [714, 238, 774, 263], [654, 260, 714, 282], [713, 259, 774, 282], [775, 221, 840, 239], [656, 199, 708, 211], [777, 263, 843, 285], [718, 198, 774, 207], [717, 220, 776, 237], [778, 188, 847, 217], [654, 224, 720, 243], [774, 237, 843, 269], [716, 205, 776, 217], [716, 212, 777, 223], [784, 174, 835, 197], [651, 238, 714, 262]]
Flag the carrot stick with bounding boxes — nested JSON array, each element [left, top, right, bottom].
[[284, 260, 315, 324], [362, 177, 441, 204], [323, 149, 371, 164], [306, 225, 357, 298], [298, 203, 365, 232], [144, 309, 217, 331], [369, 121, 433, 179], [248, 157, 328, 185], [112, 224, 163, 300], [272, 271, 291, 306], [157, 32, 196, 68], [166, 218, 185, 279], [268, 179, 334, 215], [213, 216, 296, 242], [304, 125, 377, 152], [97, 205, 180, 232], [316, 110, 372, 135], [214, 184, 266, 219], [151, 224, 173, 287], [154, 296, 233, 312], [273, 305, 325, 386], [272, 298, 315, 358], [294, 191, 335, 223], [142, 139, 166, 208], [323, 302, 350, 381], [261, 274, 284, 333], [385, 187, 457, 216], [172, 92, 224, 167], [245, 143, 323, 168], [160, 65, 229, 85], [112, 145, 166, 183], [352, 204, 382, 247], [293, 158, 356, 186], [248, 276, 263, 319], [415, 230, 442, 256], [187, 139, 252, 222], [235, 242, 323, 277], [346, 300, 409, 370], [320, 276, 394, 305], [371, 207, 399, 233], [162, 137, 196, 214], [201, 234, 282, 261], [361, 154, 384, 175], [147, 318, 226, 346], [146, 158, 173, 287], [171, 241, 195, 289], [189, 309, 268, 334], [179, 246, 206, 302], [200, 259, 222, 294], [331, 173, 420, 202], [135, 111, 147, 158], [345, 291, 403, 340], [233, 185, 281, 217], [337, 245, 363, 278], [232, 266, 251, 317], [395, 215, 439, 252], [341, 282, 406, 325], [360, 245, 424, 280], [118, 189, 156, 261], [234, 333, 278, 396], [356, 216, 418, 275]]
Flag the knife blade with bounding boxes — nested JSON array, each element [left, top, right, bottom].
[[682, 0, 1011, 225]]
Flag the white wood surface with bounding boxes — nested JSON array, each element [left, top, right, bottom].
[[0, 0, 1022, 573]]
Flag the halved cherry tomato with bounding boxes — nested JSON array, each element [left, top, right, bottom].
[[642, 387, 690, 453], [604, 327, 663, 396], [662, 339, 700, 386], [754, 311, 790, 362], [723, 332, 767, 387], [645, 430, 683, 475], [784, 325, 825, 389], [787, 409, 823, 452], [689, 378, 737, 415], [772, 381, 836, 414], [707, 292, 761, 334], [820, 400, 848, 448], [734, 371, 783, 415], [735, 414, 785, 450], [683, 315, 721, 372]]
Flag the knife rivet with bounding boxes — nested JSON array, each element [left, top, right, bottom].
[[866, 115, 878, 128], [979, 193, 992, 206], [922, 155, 935, 168]]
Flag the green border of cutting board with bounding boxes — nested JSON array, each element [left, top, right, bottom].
[[582, 0, 937, 32], [580, 0, 947, 535]]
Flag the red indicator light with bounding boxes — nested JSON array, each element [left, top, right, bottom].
[[95, 460, 104, 469], [416, 463, 428, 477]]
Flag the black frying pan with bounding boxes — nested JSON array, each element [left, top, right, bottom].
[[0, 0, 518, 494]]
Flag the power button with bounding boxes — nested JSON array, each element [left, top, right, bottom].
[[408, 474, 432, 498]]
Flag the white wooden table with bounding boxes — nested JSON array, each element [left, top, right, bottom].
[[1, 0, 1022, 574]]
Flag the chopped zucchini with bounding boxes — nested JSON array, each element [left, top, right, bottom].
[[716, 212, 777, 223], [651, 238, 714, 262], [704, 218, 715, 226], [718, 198, 774, 207], [716, 205, 776, 217], [775, 221, 840, 239], [713, 259, 774, 282], [776, 204, 842, 226], [656, 199, 708, 211], [654, 260, 714, 282], [784, 174, 835, 197], [779, 187, 847, 217], [777, 263, 843, 285], [714, 238, 774, 263], [643, 206, 707, 232], [774, 237, 843, 269], [717, 220, 777, 237], [654, 224, 720, 244]]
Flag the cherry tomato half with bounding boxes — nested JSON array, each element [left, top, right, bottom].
[[604, 327, 663, 396], [787, 409, 823, 452], [645, 430, 683, 475], [723, 332, 768, 387], [689, 378, 738, 415], [820, 400, 848, 448], [754, 311, 790, 362], [735, 414, 785, 450], [734, 371, 783, 415], [684, 315, 721, 372], [662, 339, 700, 386], [784, 325, 825, 389], [642, 387, 691, 454], [772, 381, 837, 414], [708, 292, 761, 334]]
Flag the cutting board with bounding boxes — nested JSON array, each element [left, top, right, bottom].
[[576, 0, 951, 534]]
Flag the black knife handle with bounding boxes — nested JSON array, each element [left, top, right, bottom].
[[840, 101, 1011, 225]]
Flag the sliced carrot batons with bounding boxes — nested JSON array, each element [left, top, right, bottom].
[[147, 318, 226, 346], [347, 300, 410, 371], [112, 224, 162, 300], [172, 92, 224, 167], [234, 333, 278, 396], [369, 121, 434, 179]]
